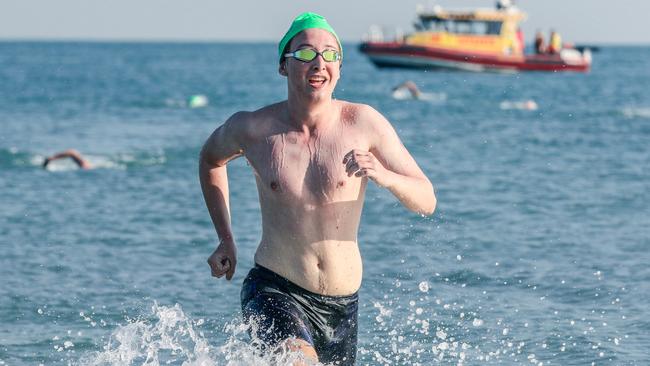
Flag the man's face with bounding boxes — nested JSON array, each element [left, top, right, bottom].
[[281, 28, 341, 100]]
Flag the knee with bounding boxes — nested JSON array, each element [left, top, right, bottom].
[[278, 338, 318, 364]]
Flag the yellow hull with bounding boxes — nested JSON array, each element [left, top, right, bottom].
[[406, 31, 522, 56]]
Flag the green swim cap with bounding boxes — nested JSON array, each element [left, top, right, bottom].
[[278, 12, 342, 63]]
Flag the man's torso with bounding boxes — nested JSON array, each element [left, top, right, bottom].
[[239, 101, 371, 295]]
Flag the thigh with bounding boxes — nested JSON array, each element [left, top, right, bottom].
[[317, 302, 359, 365], [242, 292, 315, 349]]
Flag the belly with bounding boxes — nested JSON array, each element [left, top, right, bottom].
[[254, 239, 363, 296]]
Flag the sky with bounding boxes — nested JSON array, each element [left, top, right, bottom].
[[1, 0, 649, 45]]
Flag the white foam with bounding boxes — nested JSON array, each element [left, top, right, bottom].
[[419, 92, 447, 102], [392, 88, 447, 103], [621, 107, 650, 119], [391, 88, 409, 100]]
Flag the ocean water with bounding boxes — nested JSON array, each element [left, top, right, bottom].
[[1, 42, 649, 365]]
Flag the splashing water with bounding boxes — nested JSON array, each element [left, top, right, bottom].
[[83, 303, 322, 366], [86, 303, 211, 365]]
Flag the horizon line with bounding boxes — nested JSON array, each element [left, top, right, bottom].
[[1, 37, 649, 47]]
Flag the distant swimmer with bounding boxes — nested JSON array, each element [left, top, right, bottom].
[[200, 12, 435, 365], [499, 99, 538, 111], [42, 149, 92, 170], [392, 80, 422, 99]]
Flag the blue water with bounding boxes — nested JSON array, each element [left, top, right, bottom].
[[1, 42, 649, 365]]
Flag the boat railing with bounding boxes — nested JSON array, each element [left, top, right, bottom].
[[363, 25, 406, 43]]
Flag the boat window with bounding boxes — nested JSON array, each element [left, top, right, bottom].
[[427, 19, 452, 32], [486, 21, 502, 35], [471, 22, 488, 34], [422, 19, 502, 35], [471, 21, 502, 35], [454, 21, 473, 34]]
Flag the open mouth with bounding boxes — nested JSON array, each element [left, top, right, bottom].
[[308, 76, 327, 88]]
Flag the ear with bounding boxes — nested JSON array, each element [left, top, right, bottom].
[[279, 61, 288, 77]]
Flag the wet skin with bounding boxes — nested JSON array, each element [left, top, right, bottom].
[[201, 28, 435, 296]]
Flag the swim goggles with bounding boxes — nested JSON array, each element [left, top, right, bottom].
[[284, 48, 341, 63]]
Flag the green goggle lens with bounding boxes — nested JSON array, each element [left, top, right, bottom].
[[287, 48, 340, 62]]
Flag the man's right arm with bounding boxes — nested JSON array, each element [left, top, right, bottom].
[[199, 112, 247, 281]]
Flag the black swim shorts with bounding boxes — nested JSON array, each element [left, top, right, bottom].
[[240, 264, 358, 365]]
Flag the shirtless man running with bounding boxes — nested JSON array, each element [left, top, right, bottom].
[[200, 12, 436, 365]]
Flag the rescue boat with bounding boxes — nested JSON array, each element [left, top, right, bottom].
[[359, 4, 591, 72]]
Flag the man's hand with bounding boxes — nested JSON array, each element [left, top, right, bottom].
[[343, 149, 393, 188], [207, 239, 237, 280]]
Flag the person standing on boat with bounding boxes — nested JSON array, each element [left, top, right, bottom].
[[496, 0, 513, 10], [200, 12, 436, 366], [549, 30, 562, 54], [534, 30, 546, 54], [515, 28, 525, 54]]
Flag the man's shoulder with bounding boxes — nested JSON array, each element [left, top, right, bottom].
[[225, 102, 285, 135], [338, 100, 374, 114], [227, 102, 280, 123], [338, 101, 390, 130], [251, 101, 286, 120]]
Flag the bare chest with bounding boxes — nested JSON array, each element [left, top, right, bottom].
[[246, 132, 366, 203]]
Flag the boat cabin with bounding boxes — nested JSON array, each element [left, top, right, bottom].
[[407, 7, 527, 56]]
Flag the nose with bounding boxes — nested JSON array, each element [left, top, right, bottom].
[[311, 54, 326, 70]]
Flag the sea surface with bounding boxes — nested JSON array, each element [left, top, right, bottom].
[[1, 42, 649, 365]]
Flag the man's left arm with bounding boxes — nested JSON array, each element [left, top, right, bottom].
[[344, 105, 436, 215]]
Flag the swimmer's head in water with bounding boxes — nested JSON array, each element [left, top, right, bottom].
[[278, 12, 342, 64]]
